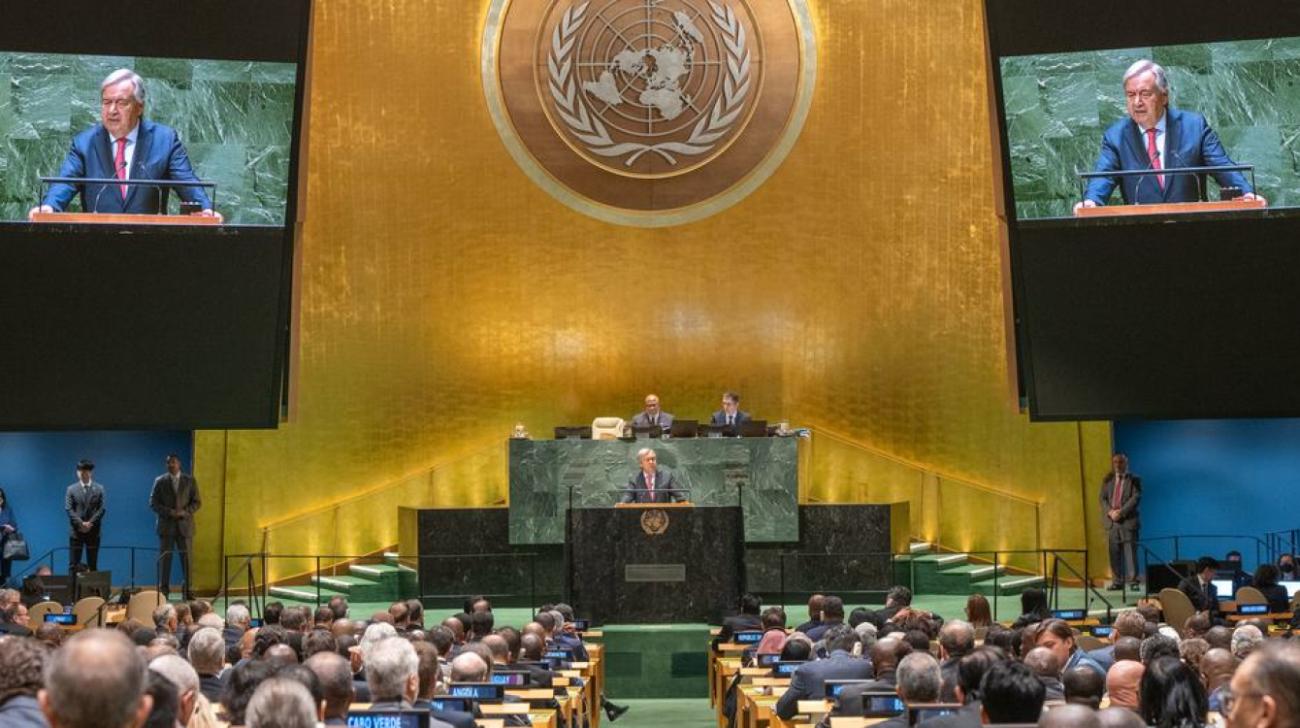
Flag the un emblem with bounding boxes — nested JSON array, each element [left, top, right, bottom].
[[640, 508, 670, 536], [483, 0, 817, 227]]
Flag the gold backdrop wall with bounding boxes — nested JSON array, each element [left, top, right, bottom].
[[191, 0, 1114, 590]]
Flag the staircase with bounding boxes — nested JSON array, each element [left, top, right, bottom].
[[905, 542, 1044, 596], [268, 552, 418, 605]]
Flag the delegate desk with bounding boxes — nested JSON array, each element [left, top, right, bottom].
[[569, 503, 743, 624]]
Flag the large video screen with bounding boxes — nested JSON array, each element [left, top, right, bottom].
[[1000, 38, 1300, 221], [0, 0, 310, 429], [1, 52, 296, 225], [987, 0, 1300, 421]]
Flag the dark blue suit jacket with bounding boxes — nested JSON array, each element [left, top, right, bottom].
[[1083, 108, 1251, 206], [774, 650, 874, 719], [43, 119, 213, 213]]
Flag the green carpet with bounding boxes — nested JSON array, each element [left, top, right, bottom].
[[614, 699, 714, 728]]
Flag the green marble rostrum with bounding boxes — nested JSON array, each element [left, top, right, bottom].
[[1002, 37, 1300, 219], [0, 53, 295, 224], [508, 437, 799, 545]]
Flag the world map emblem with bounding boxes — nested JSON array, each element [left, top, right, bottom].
[[483, 0, 817, 227]]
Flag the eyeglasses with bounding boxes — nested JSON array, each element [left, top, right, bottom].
[[101, 99, 137, 110], [1125, 90, 1160, 102], [1222, 686, 1263, 714]]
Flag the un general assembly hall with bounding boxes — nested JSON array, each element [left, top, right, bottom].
[[1, 1, 1300, 727]]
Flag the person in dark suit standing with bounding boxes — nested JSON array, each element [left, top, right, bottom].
[[65, 459, 106, 571], [0, 487, 18, 586], [1178, 556, 1221, 616], [150, 454, 201, 599], [709, 391, 752, 429], [1100, 453, 1141, 590], [629, 393, 674, 433], [29, 69, 221, 220], [620, 448, 685, 504]]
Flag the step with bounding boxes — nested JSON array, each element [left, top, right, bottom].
[[970, 574, 1045, 596], [350, 562, 420, 601], [909, 542, 932, 555], [310, 574, 393, 603], [268, 584, 347, 604], [383, 551, 401, 565]]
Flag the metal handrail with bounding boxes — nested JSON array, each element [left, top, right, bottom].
[[9, 545, 160, 590], [220, 550, 541, 616], [774, 547, 1087, 622]]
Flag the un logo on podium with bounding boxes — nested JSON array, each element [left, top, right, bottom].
[[640, 508, 670, 536], [483, 0, 817, 227]]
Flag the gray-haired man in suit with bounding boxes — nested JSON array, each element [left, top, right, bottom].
[[150, 454, 201, 598], [65, 459, 106, 571]]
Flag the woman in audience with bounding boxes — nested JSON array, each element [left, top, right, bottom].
[[964, 593, 992, 628], [1139, 655, 1208, 728], [1011, 587, 1052, 629], [0, 487, 18, 586], [755, 607, 787, 655], [1251, 563, 1291, 613]]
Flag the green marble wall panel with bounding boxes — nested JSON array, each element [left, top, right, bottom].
[[1001, 38, 1300, 219], [0, 52, 294, 223], [508, 437, 799, 545]]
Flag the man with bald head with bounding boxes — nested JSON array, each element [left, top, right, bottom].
[[796, 594, 826, 634], [483, 634, 511, 667], [1040, 703, 1101, 728], [40, 629, 153, 728], [451, 652, 490, 683], [1025, 647, 1066, 701], [1224, 641, 1300, 728], [630, 394, 674, 433], [517, 633, 556, 688], [1106, 660, 1144, 710], [1200, 647, 1235, 713]]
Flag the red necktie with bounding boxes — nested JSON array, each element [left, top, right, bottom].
[[1145, 128, 1164, 189], [1111, 475, 1124, 509], [114, 137, 128, 199]]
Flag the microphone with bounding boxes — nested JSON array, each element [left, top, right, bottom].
[[91, 157, 130, 213], [1166, 148, 1203, 201], [1133, 146, 1157, 204]]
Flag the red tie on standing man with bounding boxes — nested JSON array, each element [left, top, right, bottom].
[[114, 137, 128, 198]]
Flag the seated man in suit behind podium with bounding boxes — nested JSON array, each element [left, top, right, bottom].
[[620, 448, 685, 503], [1075, 60, 1264, 212], [710, 391, 751, 429], [28, 69, 221, 221], [629, 393, 673, 433]]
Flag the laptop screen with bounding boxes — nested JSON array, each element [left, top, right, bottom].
[[1211, 579, 1236, 600]]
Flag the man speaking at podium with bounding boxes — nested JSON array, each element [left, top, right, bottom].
[[28, 69, 221, 221], [621, 448, 685, 504], [1075, 60, 1264, 211]]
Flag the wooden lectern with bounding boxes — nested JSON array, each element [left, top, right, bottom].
[[29, 212, 220, 226], [1074, 198, 1267, 218], [613, 501, 694, 509]]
